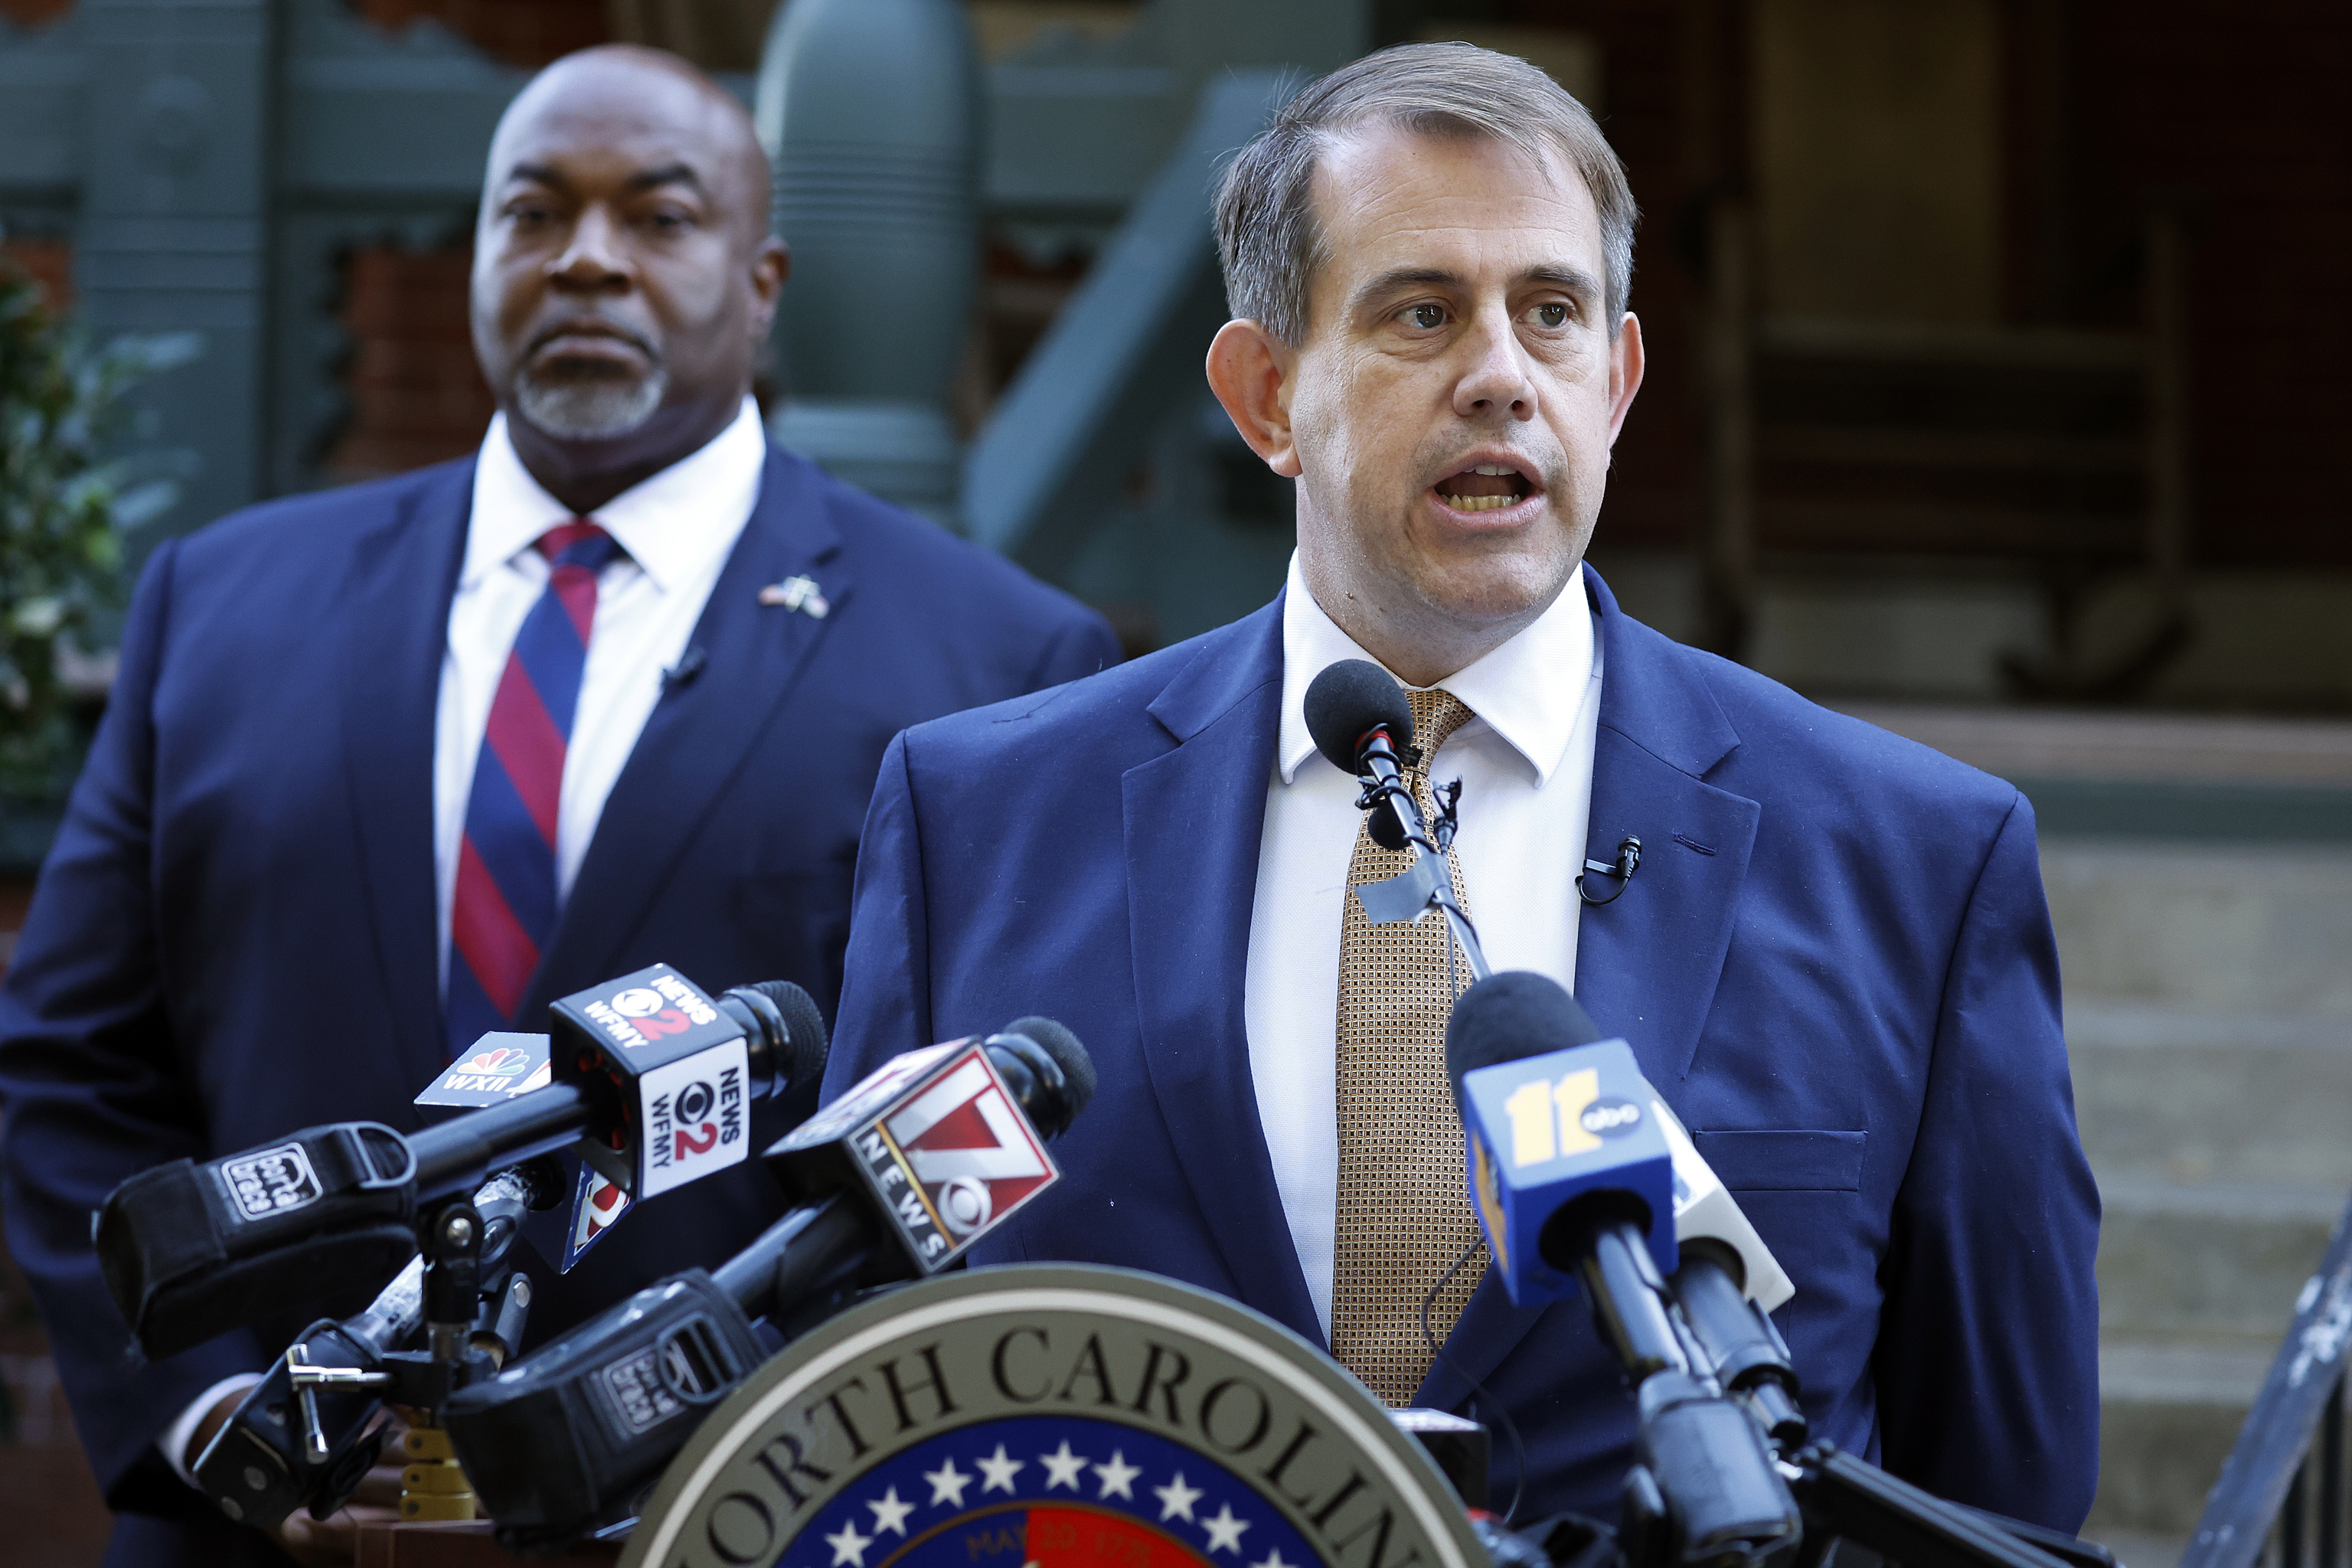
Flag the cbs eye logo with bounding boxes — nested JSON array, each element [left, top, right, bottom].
[[676, 1080, 716, 1125], [936, 1174, 995, 1235], [610, 988, 664, 1018]]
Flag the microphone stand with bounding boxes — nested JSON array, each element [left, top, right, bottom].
[[193, 1164, 552, 1530], [1350, 723, 1492, 982], [1634, 1250, 2112, 1568]]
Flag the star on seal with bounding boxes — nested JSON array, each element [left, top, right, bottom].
[[1092, 1449, 1142, 1500], [923, 1458, 972, 1508]]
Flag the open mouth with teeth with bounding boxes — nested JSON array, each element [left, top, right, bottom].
[[1433, 462, 1534, 514]]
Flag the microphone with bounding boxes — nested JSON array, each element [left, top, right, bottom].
[[1445, 972, 1798, 1565], [1669, 1246, 1807, 1455], [442, 1018, 1096, 1553], [1629, 1095, 1808, 1453], [1305, 658, 1417, 779], [1649, 1098, 1795, 1313], [96, 967, 829, 1359], [1444, 972, 1677, 1315], [1305, 659, 1491, 977]]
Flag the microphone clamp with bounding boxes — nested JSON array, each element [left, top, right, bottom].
[[1577, 836, 1642, 906], [1350, 725, 1419, 853]]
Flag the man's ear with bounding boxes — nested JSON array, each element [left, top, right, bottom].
[[748, 238, 789, 335], [1206, 318, 1302, 479], [1605, 311, 1645, 446]]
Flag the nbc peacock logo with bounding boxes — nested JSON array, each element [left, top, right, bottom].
[[460, 1046, 533, 1078], [437, 1043, 546, 1096]]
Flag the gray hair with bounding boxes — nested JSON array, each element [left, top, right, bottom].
[[1213, 42, 1638, 345]]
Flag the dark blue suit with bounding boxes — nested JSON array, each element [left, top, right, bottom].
[[0, 445, 1119, 1563], [825, 568, 2100, 1530]]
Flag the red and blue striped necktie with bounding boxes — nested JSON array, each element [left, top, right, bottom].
[[446, 521, 626, 1058]]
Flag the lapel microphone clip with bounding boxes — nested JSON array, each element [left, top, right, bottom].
[[1577, 837, 1642, 906]]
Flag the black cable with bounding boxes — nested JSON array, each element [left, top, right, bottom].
[[1417, 1233, 1528, 1524]]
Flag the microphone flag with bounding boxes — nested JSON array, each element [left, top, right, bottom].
[[769, 1038, 1058, 1274], [416, 1032, 554, 1107], [1458, 1037, 1677, 1305]]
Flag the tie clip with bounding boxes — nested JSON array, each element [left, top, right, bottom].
[[759, 574, 829, 618]]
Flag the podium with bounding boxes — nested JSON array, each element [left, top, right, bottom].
[[354, 1521, 620, 1567]]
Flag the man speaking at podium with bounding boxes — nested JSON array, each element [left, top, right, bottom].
[[828, 44, 2099, 1530], [0, 46, 1115, 1566]]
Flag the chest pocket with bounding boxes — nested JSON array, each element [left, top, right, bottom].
[[1690, 1129, 1875, 1413], [1691, 1129, 1866, 1191]]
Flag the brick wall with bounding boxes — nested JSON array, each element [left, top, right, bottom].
[[328, 243, 500, 482], [0, 0, 73, 28], [318, 0, 615, 475], [0, 237, 73, 307], [353, 0, 606, 68]]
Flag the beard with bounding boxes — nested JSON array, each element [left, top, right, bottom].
[[514, 359, 669, 442]]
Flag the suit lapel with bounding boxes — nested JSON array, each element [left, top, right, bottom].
[[529, 449, 846, 1004], [1419, 566, 1762, 1407], [1570, 567, 1760, 1089], [1120, 600, 1324, 1341], [339, 462, 472, 1096]]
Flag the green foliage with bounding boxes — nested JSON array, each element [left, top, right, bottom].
[[0, 256, 197, 795]]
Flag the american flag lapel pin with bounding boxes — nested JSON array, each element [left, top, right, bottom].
[[759, 573, 829, 619]]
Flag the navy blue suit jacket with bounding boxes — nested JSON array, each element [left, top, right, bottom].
[[825, 569, 2100, 1530], [0, 444, 1119, 1560]]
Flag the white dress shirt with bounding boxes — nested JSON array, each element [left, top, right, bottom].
[[1243, 553, 1606, 1338], [432, 397, 766, 985], [164, 398, 766, 1485]]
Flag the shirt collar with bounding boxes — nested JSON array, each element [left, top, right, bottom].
[[464, 396, 768, 593], [1276, 551, 1597, 787]]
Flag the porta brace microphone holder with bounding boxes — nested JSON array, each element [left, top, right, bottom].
[[194, 1164, 553, 1530]]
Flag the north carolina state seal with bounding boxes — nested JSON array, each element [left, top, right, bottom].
[[622, 1266, 1483, 1568]]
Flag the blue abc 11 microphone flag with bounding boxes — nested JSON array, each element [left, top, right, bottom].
[[1459, 1037, 1677, 1303], [1445, 972, 1678, 1306]]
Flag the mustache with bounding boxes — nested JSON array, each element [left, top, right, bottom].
[[524, 317, 661, 361]]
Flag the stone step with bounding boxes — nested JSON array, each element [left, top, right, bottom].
[[2096, 1176, 2341, 1344], [2041, 841, 2352, 1017], [2069, 1006, 2352, 1187], [2087, 1340, 2270, 1538]]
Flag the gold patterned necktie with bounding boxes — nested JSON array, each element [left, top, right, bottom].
[[1330, 685, 1488, 1406]]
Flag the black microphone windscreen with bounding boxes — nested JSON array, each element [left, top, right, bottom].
[[747, 979, 829, 1087], [1444, 972, 1605, 1106], [1000, 1016, 1095, 1120], [1305, 659, 1414, 776]]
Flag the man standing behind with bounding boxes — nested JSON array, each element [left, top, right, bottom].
[[826, 44, 2099, 1528], [0, 45, 1116, 1566]]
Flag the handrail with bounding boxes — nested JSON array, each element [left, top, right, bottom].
[[962, 70, 1290, 578], [2182, 1185, 2352, 1568]]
